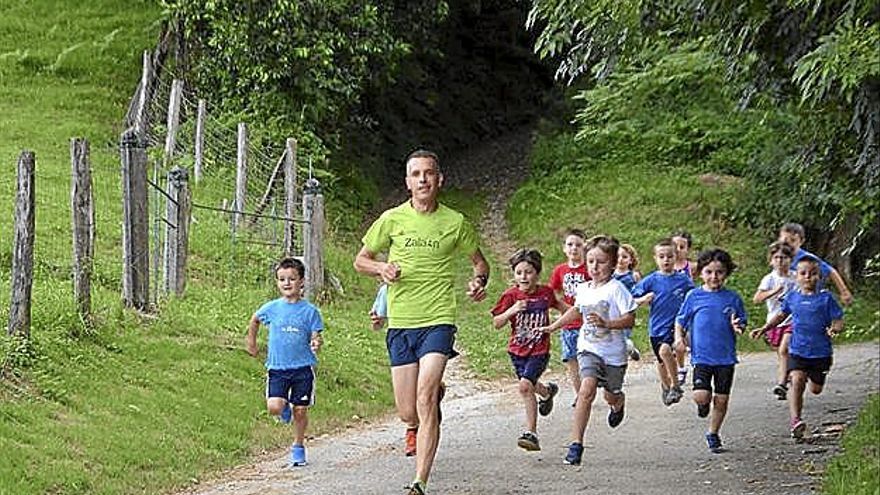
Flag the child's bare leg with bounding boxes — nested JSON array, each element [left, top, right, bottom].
[[519, 379, 539, 433], [709, 394, 729, 434], [566, 360, 581, 395], [267, 397, 288, 417], [293, 406, 308, 445], [659, 344, 678, 388], [655, 361, 672, 390], [693, 389, 711, 409], [675, 334, 688, 370], [777, 333, 791, 385], [808, 380, 824, 395], [604, 389, 624, 412], [571, 378, 598, 443], [788, 370, 806, 420]]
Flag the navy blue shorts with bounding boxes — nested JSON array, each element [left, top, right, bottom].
[[693, 364, 735, 395], [266, 366, 315, 406], [650, 334, 674, 361], [788, 354, 833, 386], [386, 324, 458, 367], [509, 353, 549, 385]]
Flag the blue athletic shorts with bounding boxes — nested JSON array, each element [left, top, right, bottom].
[[650, 334, 674, 361], [386, 324, 457, 367], [559, 328, 579, 362], [266, 366, 315, 406], [509, 352, 549, 385]]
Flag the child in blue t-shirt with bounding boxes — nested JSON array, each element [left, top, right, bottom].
[[613, 243, 642, 362], [675, 249, 747, 454], [778, 222, 853, 305], [632, 239, 694, 406], [246, 257, 324, 467], [751, 255, 844, 442]]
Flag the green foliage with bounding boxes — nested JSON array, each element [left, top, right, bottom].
[[823, 393, 880, 495]]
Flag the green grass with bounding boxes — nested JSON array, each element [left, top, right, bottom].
[[823, 394, 880, 495]]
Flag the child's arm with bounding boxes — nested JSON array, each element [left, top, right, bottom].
[[827, 318, 844, 337], [634, 292, 654, 307], [750, 312, 787, 340], [752, 284, 784, 304], [828, 269, 854, 306], [633, 271, 642, 283], [584, 310, 634, 331], [310, 331, 323, 353], [246, 314, 261, 357], [539, 306, 580, 334], [492, 299, 526, 329]]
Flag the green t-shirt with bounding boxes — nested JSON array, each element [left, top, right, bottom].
[[362, 201, 479, 329]]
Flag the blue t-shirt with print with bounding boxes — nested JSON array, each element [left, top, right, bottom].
[[782, 290, 843, 359], [255, 298, 324, 370], [675, 287, 747, 366], [632, 271, 694, 338]]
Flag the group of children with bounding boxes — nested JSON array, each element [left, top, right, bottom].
[[242, 222, 850, 469], [491, 223, 849, 463]]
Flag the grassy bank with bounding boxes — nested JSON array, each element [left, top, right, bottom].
[[823, 394, 880, 495]]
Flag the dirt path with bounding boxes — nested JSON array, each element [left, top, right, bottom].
[[178, 343, 878, 495]]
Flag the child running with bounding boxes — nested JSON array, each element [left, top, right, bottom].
[[674, 249, 747, 454], [752, 241, 797, 400], [540, 235, 637, 466], [671, 230, 695, 384], [751, 254, 844, 442], [632, 239, 694, 405], [246, 257, 324, 467], [548, 229, 590, 402], [491, 249, 565, 451], [613, 243, 642, 361], [778, 223, 854, 305]]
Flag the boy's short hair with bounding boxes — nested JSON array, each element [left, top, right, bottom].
[[671, 230, 693, 247], [654, 238, 676, 253], [564, 228, 586, 241], [619, 243, 640, 270], [795, 253, 820, 267], [768, 241, 795, 261], [696, 249, 737, 275], [780, 222, 806, 240], [585, 235, 620, 266], [276, 257, 305, 278], [509, 248, 543, 273], [405, 149, 441, 174]]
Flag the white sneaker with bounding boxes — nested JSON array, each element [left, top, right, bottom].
[[626, 339, 641, 361]]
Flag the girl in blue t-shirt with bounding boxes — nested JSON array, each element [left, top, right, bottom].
[[751, 255, 844, 442], [675, 249, 747, 454]]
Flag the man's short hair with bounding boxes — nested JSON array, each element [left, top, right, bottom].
[[780, 222, 806, 240], [405, 149, 441, 174]]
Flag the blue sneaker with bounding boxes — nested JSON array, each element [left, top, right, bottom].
[[563, 442, 584, 465], [705, 432, 722, 453], [289, 444, 307, 466], [279, 404, 292, 424]]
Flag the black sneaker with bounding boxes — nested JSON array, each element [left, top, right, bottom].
[[406, 481, 426, 495], [538, 382, 559, 416], [563, 442, 584, 465], [772, 383, 788, 400], [697, 402, 710, 418], [517, 431, 540, 451], [608, 404, 625, 428]]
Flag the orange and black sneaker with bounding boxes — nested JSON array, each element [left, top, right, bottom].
[[404, 427, 418, 457]]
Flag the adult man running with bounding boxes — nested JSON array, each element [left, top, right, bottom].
[[354, 149, 489, 495]]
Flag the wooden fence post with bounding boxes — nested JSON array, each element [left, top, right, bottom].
[[283, 138, 298, 256], [162, 167, 191, 296], [194, 99, 206, 183], [302, 178, 324, 300], [134, 50, 153, 138], [232, 122, 248, 234], [70, 138, 93, 321], [163, 79, 183, 168], [8, 151, 35, 337], [120, 129, 150, 310]]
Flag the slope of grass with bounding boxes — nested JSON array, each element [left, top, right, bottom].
[[823, 394, 880, 495]]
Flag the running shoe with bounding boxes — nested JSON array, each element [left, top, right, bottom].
[[772, 383, 788, 401], [668, 386, 684, 404], [404, 427, 418, 457], [608, 404, 625, 428], [697, 402, 710, 418], [279, 403, 292, 424], [790, 417, 806, 441], [563, 442, 584, 465], [661, 387, 673, 406], [406, 481, 426, 495], [677, 368, 688, 387], [705, 432, 723, 453], [538, 382, 559, 416], [517, 431, 540, 451], [289, 444, 307, 466]]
